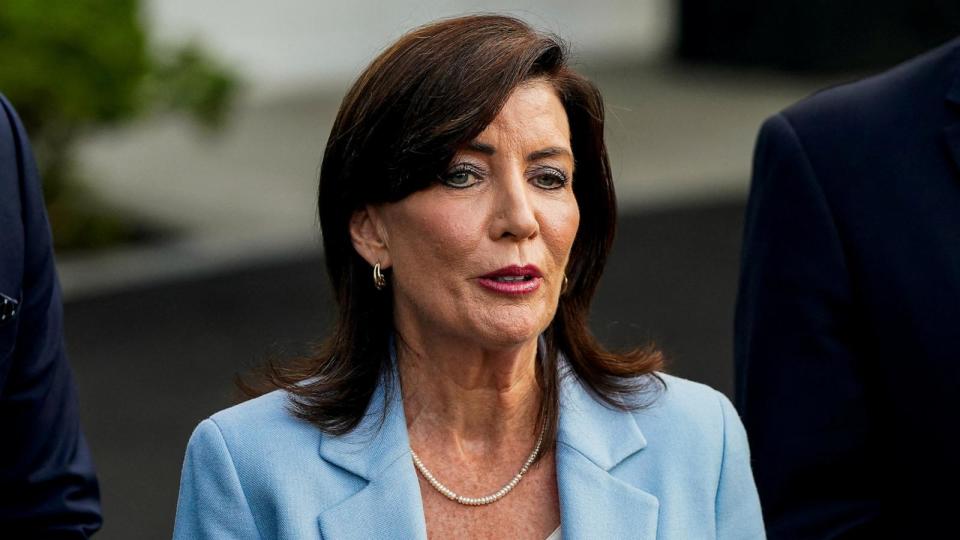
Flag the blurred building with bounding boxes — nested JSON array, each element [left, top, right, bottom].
[[679, 0, 960, 71], [146, 0, 675, 97]]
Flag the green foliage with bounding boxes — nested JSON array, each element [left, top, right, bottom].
[[0, 0, 239, 251], [0, 0, 147, 130], [147, 43, 238, 130]]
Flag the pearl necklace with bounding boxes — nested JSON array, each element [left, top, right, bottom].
[[410, 424, 546, 506]]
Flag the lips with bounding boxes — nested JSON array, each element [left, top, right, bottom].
[[477, 265, 543, 295], [480, 264, 543, 280]]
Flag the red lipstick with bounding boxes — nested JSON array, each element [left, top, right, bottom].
[[477, 264, 543, 295]]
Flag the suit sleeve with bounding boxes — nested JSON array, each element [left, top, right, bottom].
[[714, 391, 766, 540], [734, 114, 882, 538], [174, 418, 262, 540], [0, 95, 102, 536]]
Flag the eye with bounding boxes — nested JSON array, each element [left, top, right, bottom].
[[441, 164, 483, 189], [531, 168, 569, 190]]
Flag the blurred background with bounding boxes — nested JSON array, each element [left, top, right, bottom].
[[3, 0, 957, 536]]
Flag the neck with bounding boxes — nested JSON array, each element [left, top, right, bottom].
[[397, 328, 542, 458]]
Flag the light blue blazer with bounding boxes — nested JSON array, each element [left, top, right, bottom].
[[174, 354, 765, 539]]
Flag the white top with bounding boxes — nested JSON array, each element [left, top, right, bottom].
[[545, 525, 561, 540]]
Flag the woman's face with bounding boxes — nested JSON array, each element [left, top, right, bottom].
[[354, 79, 580, 349]]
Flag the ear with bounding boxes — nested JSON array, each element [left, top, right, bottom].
[[349, 205, 392, 268]]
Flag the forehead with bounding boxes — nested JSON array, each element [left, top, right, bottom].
[[474, 80, 571, 148]]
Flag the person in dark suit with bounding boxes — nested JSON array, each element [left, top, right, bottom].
[[0, 94, 102, 536], [735, 37, 960, 538]]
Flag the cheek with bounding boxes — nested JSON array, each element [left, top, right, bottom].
[[388, 198, 484, 279], [541, 197, 580, 262]]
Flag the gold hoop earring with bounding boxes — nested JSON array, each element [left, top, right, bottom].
[[561, 273, 569, 294], [373, 262, 386, 290]]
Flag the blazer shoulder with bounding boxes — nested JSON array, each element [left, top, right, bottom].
[[632, 373, 736, 447], [780, 36, 960, 130], [646, 378, 764, 537], [647, 372, 730, 416], [205, 390, 318, 447], [209, 389, 291, 425], [624, 374, 760, 521]]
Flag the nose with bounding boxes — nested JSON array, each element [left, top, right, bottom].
[[490, 169, 539, 241]]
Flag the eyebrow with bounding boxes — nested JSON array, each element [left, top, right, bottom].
[[465, 141, 573, 162]]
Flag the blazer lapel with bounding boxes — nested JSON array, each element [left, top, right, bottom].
[[556, 366, 660, 539], [315, 342, 660, 539], [316, 363, 428, 540]]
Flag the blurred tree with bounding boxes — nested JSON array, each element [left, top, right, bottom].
[[0, 0, 239, 251]]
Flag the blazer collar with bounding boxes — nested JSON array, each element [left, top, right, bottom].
[[555, 362, 648, 468], [316, 364, 408, 482], [554, 364, 659, 538], [317, 337, 659, 539], [317, 341, 427, 539]]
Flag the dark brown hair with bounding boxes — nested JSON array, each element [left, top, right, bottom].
[[246, 14, 664, 452]]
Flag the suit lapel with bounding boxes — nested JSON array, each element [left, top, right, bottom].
[[556, 366, 660, 539], [316, 360, 428, 540]]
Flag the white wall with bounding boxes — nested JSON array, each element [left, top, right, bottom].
[[145, 0, 674, 96]]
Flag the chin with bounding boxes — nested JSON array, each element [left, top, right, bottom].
[[472, 312, 549, 348]]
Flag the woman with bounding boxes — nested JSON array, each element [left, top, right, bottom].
[[174, 14, 764, 539]]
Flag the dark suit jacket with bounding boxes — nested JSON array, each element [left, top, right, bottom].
[[735, 37, 960, 539], [0, 94, 101, 536]]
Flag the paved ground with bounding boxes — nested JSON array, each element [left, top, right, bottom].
[[66, 200, 746, 538]]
